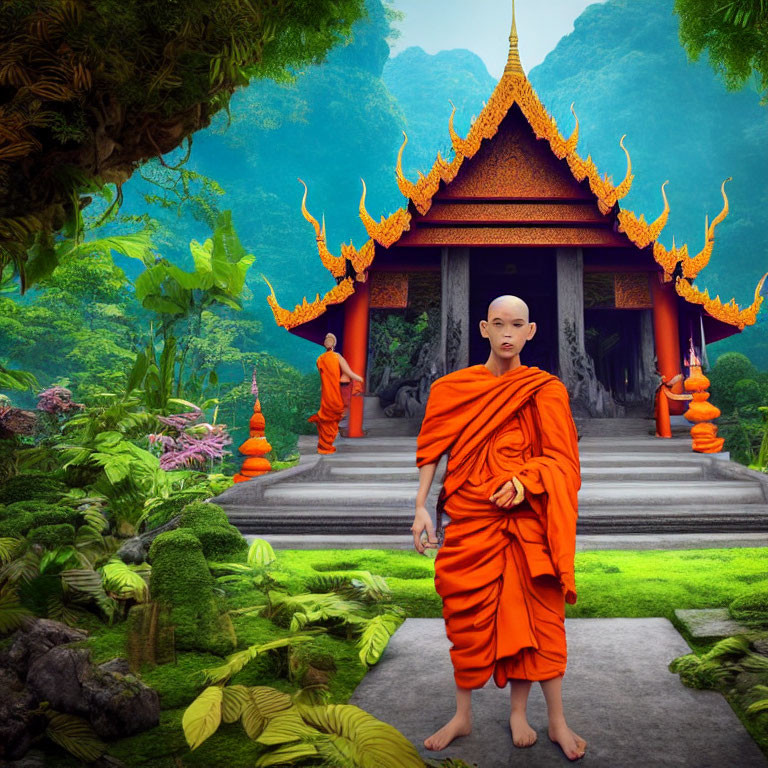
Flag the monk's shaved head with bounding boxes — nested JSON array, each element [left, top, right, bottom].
[[487, 295, 529, 323], [323, 332, 337, 349]]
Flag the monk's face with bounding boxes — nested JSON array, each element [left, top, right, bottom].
[[479, 298, 536, 359]]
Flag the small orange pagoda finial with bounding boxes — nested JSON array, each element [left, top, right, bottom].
[[683, 338, 725, 453], [504, 0, 525, 77], [233, 368, 273, 483]]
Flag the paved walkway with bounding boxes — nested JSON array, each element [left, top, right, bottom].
[[349, 618, 768, 767]]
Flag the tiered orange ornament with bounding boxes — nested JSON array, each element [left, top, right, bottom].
[[233, 369, 273, 483], [683, 338, 725, 453]]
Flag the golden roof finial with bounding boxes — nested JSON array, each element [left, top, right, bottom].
[[504, 0, 525, 77]]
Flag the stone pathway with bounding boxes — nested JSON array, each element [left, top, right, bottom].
[[349, 618, 768, 767]]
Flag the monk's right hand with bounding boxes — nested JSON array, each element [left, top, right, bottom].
[[412, 504, 438, 555]]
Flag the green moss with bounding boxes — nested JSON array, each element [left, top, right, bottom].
[[145, 491, 210, 530], [730, 582, 768, 625], [179, 500, 231, 529], [149, 530, 236, 656], [140, 651, 224, 709], [27, 523, 76, 548], [0, 473, 67, 504], [195, 525, 248, 560], [0, 510, 33, 538], [7, 501, 81, 528]]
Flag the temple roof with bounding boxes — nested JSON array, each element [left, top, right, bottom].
[[266, 4, 766, 333]]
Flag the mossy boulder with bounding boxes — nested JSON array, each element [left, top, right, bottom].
[[27, 523, 76, 548], [148, 530, 236, 656], [177, 501, 247, 561], [0, 474, 67, 505], [729, 583, 768, 625], [7, 502, 81, 529], [179, 501, 230, 529], [0, 511, 34, 538], [144, 491, 210, 530]]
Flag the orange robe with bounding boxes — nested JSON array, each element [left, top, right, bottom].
[[308, 350, 345, 454], [416, 364, 581, 688]]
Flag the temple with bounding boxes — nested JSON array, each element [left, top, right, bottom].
[[264, 1, 766, 438]]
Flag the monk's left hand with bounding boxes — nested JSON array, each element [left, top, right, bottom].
[[489, 476, 525, 509]]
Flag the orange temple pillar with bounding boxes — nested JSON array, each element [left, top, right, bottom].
[[650, 273, 685, 417], [342, 275, 370, 438]]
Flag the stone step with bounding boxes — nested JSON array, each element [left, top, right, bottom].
[[261, 480, 764, 507], [224, 503, 768, 535], [326, 465, 706, 482], [334, 445, 709, 467]]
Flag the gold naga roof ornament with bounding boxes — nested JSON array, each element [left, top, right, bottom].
[[617, 180, 670, 250], [358, 178, 412, 248], [648, 178, 731, 281], [675, 271, 767, 330], [298, 179, 347, 278], [263, 272, 355, 330]]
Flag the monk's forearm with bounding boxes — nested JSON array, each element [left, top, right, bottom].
[[416, 462, 438, 507]]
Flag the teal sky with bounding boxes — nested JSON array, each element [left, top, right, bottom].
[[387, 0, 609, 79]]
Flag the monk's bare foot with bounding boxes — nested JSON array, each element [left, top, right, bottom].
[[423, 714, 472, 751], [509, 711, 537, 747], [548, 720, 587, 761]]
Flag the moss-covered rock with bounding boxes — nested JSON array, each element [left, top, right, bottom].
[[0, 473, 67, 505], [194, 525, 248, 561], [176, 501, 247, 561], [148, 530, 236, 656], [27, 523, 76, 548], [179, 501, 231, 529], [730, 583, 768, 625], [144, 491, 211, 530], [7, 501, 81, 528], [0, 511, 34, 538]]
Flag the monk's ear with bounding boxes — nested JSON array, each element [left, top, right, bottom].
[[528, 322, 537, 339], [479, 319, 488, 338]]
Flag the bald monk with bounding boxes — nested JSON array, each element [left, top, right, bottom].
[[411, 295, 587, 761], [308, 333, 364, 454]]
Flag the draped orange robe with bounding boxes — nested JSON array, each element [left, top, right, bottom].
[[416, 364, 581, 688], [308, 350, 345, 454]]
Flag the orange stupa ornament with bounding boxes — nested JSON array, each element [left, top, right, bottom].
[[683, 338, 725, 453], [233, 369, 273, 483]]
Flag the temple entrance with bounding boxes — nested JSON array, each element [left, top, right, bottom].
[[584, 308, 651, 415], [469, 248, 558, 372]]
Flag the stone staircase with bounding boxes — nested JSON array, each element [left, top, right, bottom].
[[215, 411, 768, 542]]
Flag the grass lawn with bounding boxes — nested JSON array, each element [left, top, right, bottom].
[[274, 546, 768, 626]]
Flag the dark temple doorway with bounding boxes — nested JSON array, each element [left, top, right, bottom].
[[469, 248, 558, 373]]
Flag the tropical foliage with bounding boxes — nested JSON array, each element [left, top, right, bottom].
[[0, 0, 368, 289]]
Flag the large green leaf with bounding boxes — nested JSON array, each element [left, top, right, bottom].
[[298, 704, 424, 768], [73, 229, 156, 266], [0, 587, 32, 634], [0, 537, 24, 565], [254, 743, 318, 767], [357, 612, 403, 667], [255, 707, 320, 745], [45, 711, 107, 762], [182, 686, 223, 750], [221, 685, 250, 724], [241, 687, 294, 740], [100, 559, 149, 601]]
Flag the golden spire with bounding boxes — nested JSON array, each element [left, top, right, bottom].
[[504, 0, 525, 76]]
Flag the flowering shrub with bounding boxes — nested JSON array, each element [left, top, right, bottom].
[[149, 410, 232, 471], [36, 387, 84, 415]]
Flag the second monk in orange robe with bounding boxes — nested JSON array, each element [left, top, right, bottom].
[[308, 333, 364, 454], [412, 295, 586, 761]]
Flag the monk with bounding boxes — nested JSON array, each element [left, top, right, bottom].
[[307, 332, 364, 454], [411, 295, 587, 761]]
